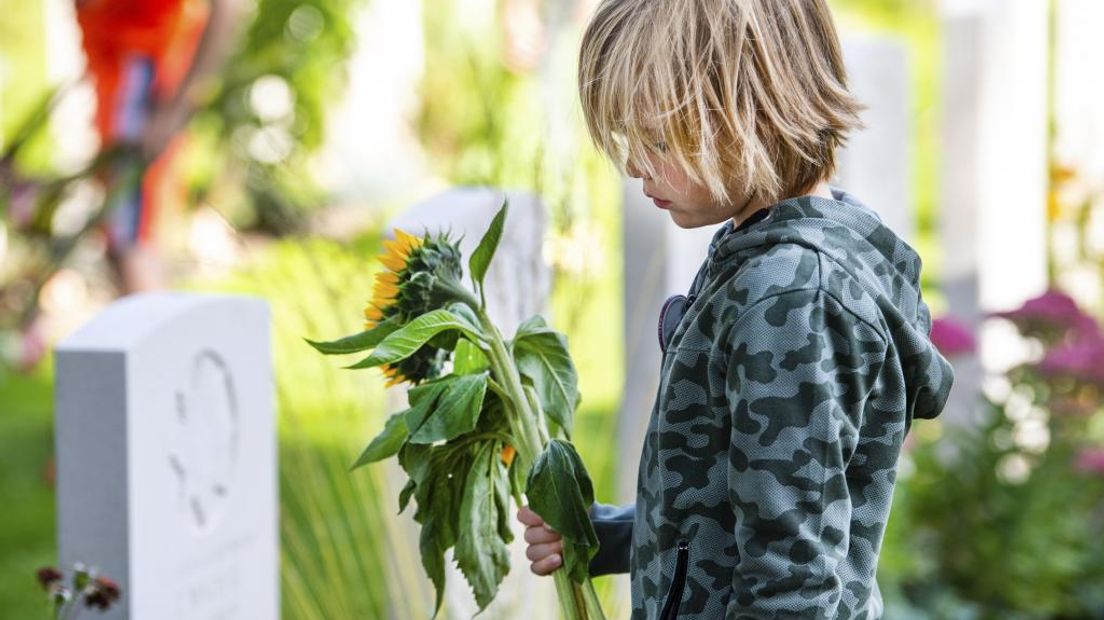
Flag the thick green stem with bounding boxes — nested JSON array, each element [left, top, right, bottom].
[[477, 309, 606, 620]]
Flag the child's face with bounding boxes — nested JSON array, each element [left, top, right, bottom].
[[626, 149, 755, 230]]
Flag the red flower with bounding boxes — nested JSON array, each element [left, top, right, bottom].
[[35, 567, 63, 589]]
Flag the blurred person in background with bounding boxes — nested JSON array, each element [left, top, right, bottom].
[[9, 0, 246, 372], [76, 0, 245, 292]]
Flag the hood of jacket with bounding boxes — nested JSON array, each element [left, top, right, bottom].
[[689, 186, 954, 424]]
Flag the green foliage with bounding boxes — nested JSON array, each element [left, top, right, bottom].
[[885, 295, 1104, 618], [455, 441, 514, 611], [406, 372, 489, 444], [345, 308, 482, 369], [397, 434, 514, 618], [525, 439, 600, 585], [191, 0, 367, 233], [415, 6, 538, 188], [349, 409, 408, 469], [513, 316, 580, 436], [470, 198, 509, 306], [304, 315, 401, 355]]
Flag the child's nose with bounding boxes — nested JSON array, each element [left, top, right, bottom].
[[626, 158, 647, 180]]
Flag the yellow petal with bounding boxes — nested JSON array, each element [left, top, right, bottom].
[[382, 238, 410, 261], [364, 305, 384, 321], [375, 271, 399, 286], [363, 320, 376, 330], [373, 282, 399, 301], [395, 228, 423, 252], [379, 250, 407, 272], [384, 375, 404, 388]]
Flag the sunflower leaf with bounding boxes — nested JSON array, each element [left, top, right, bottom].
[[401, 441, 473, 620], [453, 338, 491, 375], [407, 372, 488, 444], [512, 317, 580, 435], [346, 309, 481, 369], [454, 441, 512, 611], [525, 439, 599, 584], [403, 377, 457, 434], [350, 409, 410, 470], [305, 315, 402, 355], [469, 198, 508, 299]]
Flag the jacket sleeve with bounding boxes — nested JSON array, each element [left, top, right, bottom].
[[587, 501, 635, 577], [722, 288, 884, 618]]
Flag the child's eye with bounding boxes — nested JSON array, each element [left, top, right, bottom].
[[653, 141, 668, 153]]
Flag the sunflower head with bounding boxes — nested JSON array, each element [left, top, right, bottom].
[[363, 228, 472, 386]]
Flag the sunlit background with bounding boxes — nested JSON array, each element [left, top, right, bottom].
[[2, 0, 1104, 618]]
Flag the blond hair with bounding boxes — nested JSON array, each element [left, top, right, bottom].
[[578, 0, 863, 205]]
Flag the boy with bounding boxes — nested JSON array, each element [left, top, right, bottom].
[[518, 0, 954, 618]]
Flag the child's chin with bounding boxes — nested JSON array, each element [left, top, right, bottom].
[[667, 210, 709, 230]]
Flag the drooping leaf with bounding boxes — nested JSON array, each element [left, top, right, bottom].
[[403, 377, 457, 435], [305, 315, 402, 355], [469, 198, 508, 294], [418, 472, 458, 619], [407, 372, 489, 444], [454, 442, 512, 611], [398, 478, 417, 515], [346, 309, 481, 369], [525, 439, 599, 584], [513, 318, 580, 435], [514, 314, 556, 340], [350, 410, 409, 470], [402, 441, 472, 619]]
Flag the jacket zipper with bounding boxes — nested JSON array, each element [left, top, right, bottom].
[[659, 538, 690, 619]]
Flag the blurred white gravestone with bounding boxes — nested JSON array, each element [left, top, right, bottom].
[[938, 0, 1048, 426], [55, 293, 278, 620], [387, 186, 557, 620], [838, 36, 912, 243]]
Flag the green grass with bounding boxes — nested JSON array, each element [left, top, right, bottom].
[[0, 368, 56, 620]]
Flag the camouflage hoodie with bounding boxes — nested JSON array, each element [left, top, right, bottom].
[[587, 187, 954, 619]]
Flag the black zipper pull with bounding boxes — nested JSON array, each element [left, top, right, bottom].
[[659, 538, 690, 619]]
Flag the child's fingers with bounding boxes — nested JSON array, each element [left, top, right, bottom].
[[516, 505, 546, 527], [524, 524, 562, 545], [530, 553, 563, 576], [525, 540, 564, 563]]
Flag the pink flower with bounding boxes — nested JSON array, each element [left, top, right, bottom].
[[990, 290, 1100, 345], [930, 316, 976, 357], [1038, 332, 1104, 389], [1074, 448, 1104, 474]]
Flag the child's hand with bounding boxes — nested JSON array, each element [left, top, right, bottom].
[[517, 505, 564, 576]]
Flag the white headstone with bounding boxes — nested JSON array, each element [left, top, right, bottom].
[[55, 293, 278, 620], [838, 37, 912, 242], [938, 0, 1048, 427]]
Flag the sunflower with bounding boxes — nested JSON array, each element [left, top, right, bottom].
[[363, 228, 473, 387], [364, 229, 422, 331]]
